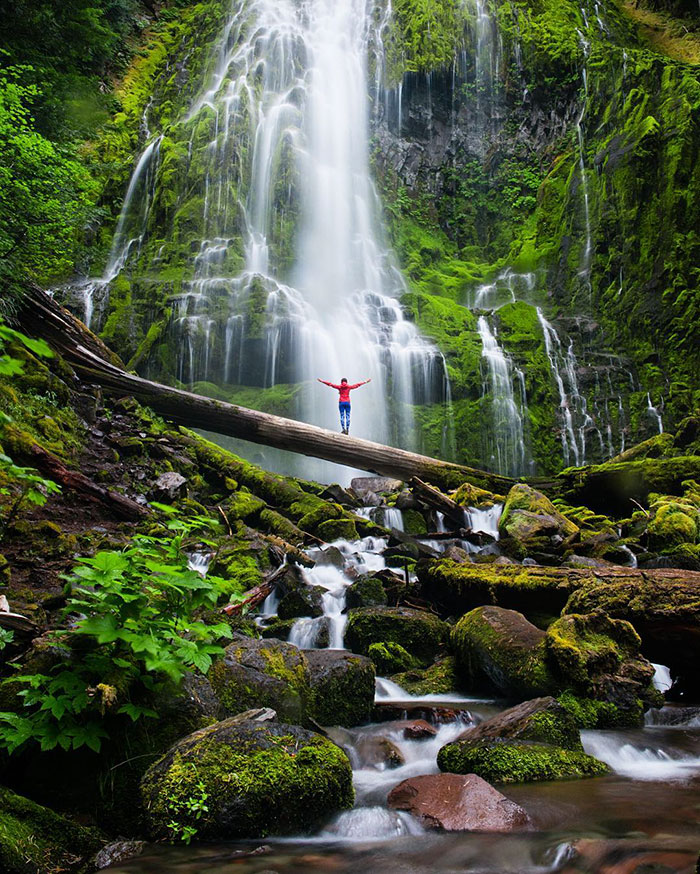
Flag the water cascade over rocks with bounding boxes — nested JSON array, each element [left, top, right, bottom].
[[68, 0, 451, 480]]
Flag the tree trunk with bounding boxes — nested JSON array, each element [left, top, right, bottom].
[[16, 287, 516, 494]]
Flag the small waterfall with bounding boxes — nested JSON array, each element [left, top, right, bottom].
[[651, 663, 673, 693], [477, 315, 529, 476], [582, 730, 700, 780], [187, 551, 213, 577], [73, 136, 162, 329], [646, 393, 664, 434], [537, 308, 589, 467], [464, 503, 502, 538]]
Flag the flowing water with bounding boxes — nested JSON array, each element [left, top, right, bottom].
[[69, 0, 451, 483], [110, 508, 700, 873]]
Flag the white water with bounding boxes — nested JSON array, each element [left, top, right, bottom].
[[575, 31, 593, 294], [288, 534, 388, 649], [187, 551, 213, 577], [646, 392, 664, 434], [652, 663, 673, 693], [583, 730, 700, 781], [477, 315, 529, 476], [464, 503, 502, 538]]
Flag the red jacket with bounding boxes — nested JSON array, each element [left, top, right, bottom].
[[319, 380, 365, 402]]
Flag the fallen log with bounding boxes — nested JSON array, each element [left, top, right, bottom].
[[16, 287, 516, 494], [409, 477, 467, 527], [7, 428, 149, 522], [221, 563, 292, 616]]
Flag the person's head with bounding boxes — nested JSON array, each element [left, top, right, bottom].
[[341, 378, 348, 385]]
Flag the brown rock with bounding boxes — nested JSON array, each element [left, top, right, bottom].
[[387, 773, 530, 832], [394, 719, 438, 740]]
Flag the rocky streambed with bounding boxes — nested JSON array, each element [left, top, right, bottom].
[[102, 481, 700, 874]]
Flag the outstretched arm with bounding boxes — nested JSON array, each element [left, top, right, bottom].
[[317, 379, 339, 389], [348, 379, 372, 390]]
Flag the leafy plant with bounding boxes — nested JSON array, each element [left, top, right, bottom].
[[166, 770, 210, 844], [0, 514, 238, 753]]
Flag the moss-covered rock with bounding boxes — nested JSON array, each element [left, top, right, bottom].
[[0, 785, 103, 874], [436, 738, 609, 784], [557, 690, 644, 729], [277, 584, 326, 620], [451, 606, 558, 698], [562, 574, 700, 693], [345, 575, 389, 609], [500, 484, 579, 543], [545, 612, 661, 725], [316, 519, 359, 541], [209, 635, 310, 725], [305, 650, 375, 727], [647, 496, 700, 551], [344, 606, 449, 665], [454, 696, 583, 751], [390, 656, 460, 696], [368, 641, 419, 675], [141, 718, 354, 840]]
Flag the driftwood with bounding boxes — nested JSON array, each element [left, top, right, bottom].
[[221, 564, 291, 616], [261, 533, 315, 567], [16, 287, 516, 494], [409, 477, 467, 527], [14, 435, 150, 522]]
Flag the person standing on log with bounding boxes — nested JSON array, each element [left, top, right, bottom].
[[317, 377, 371, 434]]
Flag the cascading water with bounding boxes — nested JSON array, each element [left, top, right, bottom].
[[71, 0, 451, 480], [575, 30, 593, 295], [477, 315, 530, 476]]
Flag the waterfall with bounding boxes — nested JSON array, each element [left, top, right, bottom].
[[72, 0, 450, 479], [647, 392, 664, 434], [477, 315, 529, 476]]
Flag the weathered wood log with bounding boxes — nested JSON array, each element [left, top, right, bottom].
[[260, 533, 315, 568], [9, 429, 150, 522], [409, 477, 467, 527], [16, 287, 516, 494]]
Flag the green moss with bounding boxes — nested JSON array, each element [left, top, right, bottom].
[[390, 656, 460, 695], [368, 641, 420, 674], [557, 690, 641, 729], [436, 738, 609, 783], [141, 721, 354, 840], [316, 519, 359, 541], [451, 606, 558, 698], [346, 576, 389, 609], [344, 606, 449, 665], [306, 653, 376, 727], [0, 785, 103, 873]]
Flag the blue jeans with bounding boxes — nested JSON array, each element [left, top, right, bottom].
[[339, 402, 351, 430]]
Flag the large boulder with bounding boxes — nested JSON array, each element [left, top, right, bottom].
[[344, 606, 449, 665], [451, 606, 558, 698], [562, 575, 700, 689], [545, 612, 661, 724], [387, 773, 530, 832], [305, 649, 375, 727], [141, 718, 354, 840], [454, 696, 583, 752], [499, 484, 579, 543], [367, 641, 419, 674], [0, 785, 103, 873], [209, 635, 309, 724], [345, 575, 389, 609], [437, 738, 609, 784]]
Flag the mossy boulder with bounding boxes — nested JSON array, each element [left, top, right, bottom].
[[453, 696, 583, 751], [141, 718, 354, 840], [499, 484, 579, 543], [417, 559, 580, 618], [260, 618, 297, 640], [647, 497, 699, 551], [390, 656, 460, 696], [562, 573, 700, 692], [437, 738, 609, 784], [316, 519, 358, 541], [451, 606, 558, 698], [344, 606, 449, 665], [346, 575, 389, 609], [368, 641, 419, 674], [451, 482, 505, 508], [277, 584, 326, 620], [0, 785, 103, 874], [305, 650, 375, 727], [209, 635, 309, 725], [545, 612, 661, 725]]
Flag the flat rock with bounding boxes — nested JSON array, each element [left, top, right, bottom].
[[152, 471, 187, 500], [387, 773, 530, 832], [394, 718, 438, 740], [456, 696, 583, 751]]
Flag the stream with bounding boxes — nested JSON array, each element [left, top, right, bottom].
[[110, 506, 700, 873]]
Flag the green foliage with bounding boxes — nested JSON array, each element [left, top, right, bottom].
[[0, 514, 237, 754], [165, 770, 210, 844], [0, 66, 98, 295], [0, 320, 61, 531]]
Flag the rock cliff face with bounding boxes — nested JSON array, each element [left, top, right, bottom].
[[64, 0, 699, 476]]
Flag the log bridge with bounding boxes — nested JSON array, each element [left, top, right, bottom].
[[17, 287, 516, 493]]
